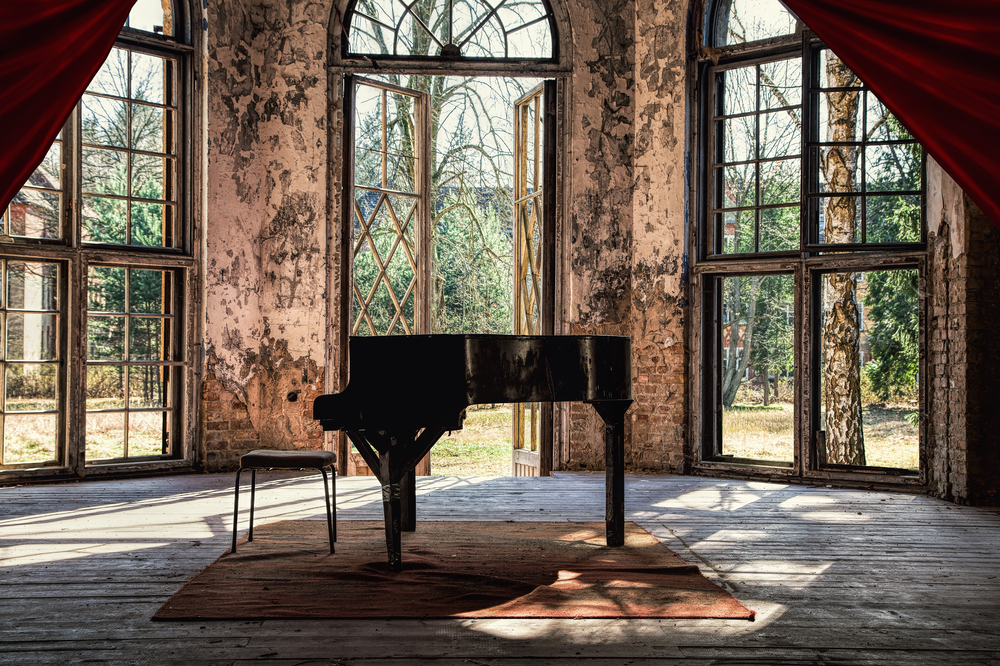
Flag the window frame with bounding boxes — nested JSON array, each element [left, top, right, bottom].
[[692, 12, 928, 485], [0, 11, 197, 480]]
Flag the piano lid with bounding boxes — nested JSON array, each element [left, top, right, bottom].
[[313, 334, 631, 432]]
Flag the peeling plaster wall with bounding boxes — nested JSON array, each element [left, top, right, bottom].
[[628, 0, 689, 472], [203, 0, 330, 470], [565, 0, 637, 469], [564, 0, 691, 471]]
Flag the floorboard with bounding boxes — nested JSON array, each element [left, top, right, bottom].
[[1, 471, 998, 664]]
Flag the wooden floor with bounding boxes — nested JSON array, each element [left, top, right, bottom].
[[1, 471, 998, 665]]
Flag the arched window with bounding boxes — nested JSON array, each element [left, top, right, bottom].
[[344, 0, 557, 60], [694, 0, 925, 481], [0, 1, 195, 477]]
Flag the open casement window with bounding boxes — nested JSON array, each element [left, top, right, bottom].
[[347, 76, 432, 337], [511, 81, 555, 476], [0, 2, 192, 479], [696, 0, 925, 482]]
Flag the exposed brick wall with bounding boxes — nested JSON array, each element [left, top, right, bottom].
[[200, 354, 327, 473], [627, 343, 686, 472], [927, 197, 1000, 506], [201, 369, 259, 472]]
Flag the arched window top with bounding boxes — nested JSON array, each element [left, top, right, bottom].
[[125, 0, 176, 38], [711, 0, 798, 48], [345, 0, 557, 61]]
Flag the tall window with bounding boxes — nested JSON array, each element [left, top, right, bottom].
[[0, 0, 191, 475], [696, 0, 924, 477]]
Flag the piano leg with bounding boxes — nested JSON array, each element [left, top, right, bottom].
[[399, 468, 417, 532], [380, 481, 403, 571], [591, 399, 632, 547]]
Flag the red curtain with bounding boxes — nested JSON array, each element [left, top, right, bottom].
[[780, 0, 1000, 229], [0, 0, 137, 214]]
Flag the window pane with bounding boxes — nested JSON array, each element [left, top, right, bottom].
[[347, 0, 553, 59], [7, 262, 58, 311], [716, 67, 755, 117], [87, 364, 126, 409], [819, 269, 918, 470], [759, 110, 799, 160], [131, 153, 167, 200], [508, 17, 552, 59], [818, 195, 861, 244], [5, 364, 58, 412], [865, 195, 921, 244], [719, 274, 794, 462], [5, 314, 58, 361], [131, 53, 166, 104], [760, 58, 801, 109], [26, 142, 62, 191], [759, 206, 799, 252], [720, 209, 755, 254], [131, 202, 170, 247], [813, 146, 860, 195], [132, 105, 170, 153], [718, 163, 756, 209], [89, 267, 127, 312], [82, 148, 128, 196], [818, 49, 859, 90], [88, 316, 125, 361], [717, 117, 755, 164], [760, 158, 799, 205], [865, 93, 913, 142], [6, 189, 61, 239], [86, 411, 125, 460], [865, 144, 920, 193], [128, 411, 167, 456], [82, 196, 128, 244], [87, 48, 129, 97], [129, 318, 165, 361], [130, 270, 168, 313], [129, 365, 168, 408], [3, 414, 57, 464], [82, 96, 128, 148]]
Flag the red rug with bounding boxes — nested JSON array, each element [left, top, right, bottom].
[[154, 521, 754, 620]]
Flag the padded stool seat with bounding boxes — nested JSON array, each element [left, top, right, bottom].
[[240, 449, 336, 469], [231, 449, 337, 554]]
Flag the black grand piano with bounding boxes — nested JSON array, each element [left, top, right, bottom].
[[313, 334, 632, 571]]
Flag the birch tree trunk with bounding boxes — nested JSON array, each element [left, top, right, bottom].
[[821, 54, 866, 465]]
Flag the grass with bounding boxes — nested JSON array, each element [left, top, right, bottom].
[[2, 407, 166, 465], [432, 405, 513, 476], [722, 401, 919, 470]]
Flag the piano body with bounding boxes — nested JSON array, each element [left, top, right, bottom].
[[313, 334, 632, 571]]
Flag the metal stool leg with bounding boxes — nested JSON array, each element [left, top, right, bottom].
[[232, 467, 244, 553], [321, 467, 335, 554], [248, 468, 257, 542]]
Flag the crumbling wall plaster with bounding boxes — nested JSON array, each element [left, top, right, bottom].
[[568, 0, 636, 328], [203, 0, 330, 469], [565, 0, 691, 471], [565, 0, 637, 469], [628, 0, 689, 472]]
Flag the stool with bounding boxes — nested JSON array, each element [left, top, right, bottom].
[[231, 449, 337, 554]]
